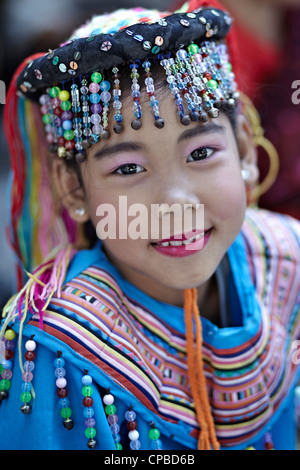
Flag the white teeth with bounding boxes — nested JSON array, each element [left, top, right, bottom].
[[156, 232, 204, 247], [169, 240, 184, 246]]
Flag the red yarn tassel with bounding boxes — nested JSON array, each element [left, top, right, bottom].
[[4, 53, 45, 289]]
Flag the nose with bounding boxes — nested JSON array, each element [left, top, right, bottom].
[[151, 173, 203, 239], [156, 169, 201, 210]]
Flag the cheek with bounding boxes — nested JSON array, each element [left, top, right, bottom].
[[206, 165, 246, 220]]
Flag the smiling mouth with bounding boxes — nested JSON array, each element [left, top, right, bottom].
[[153, 232, 204, 247], [151, 228, 212, 247]]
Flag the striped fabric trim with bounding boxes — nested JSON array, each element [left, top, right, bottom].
[[27, 208, 300, 446]]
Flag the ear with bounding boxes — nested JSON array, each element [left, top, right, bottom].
[[51, 158, 90, 223], [235, 113, 259, 186]]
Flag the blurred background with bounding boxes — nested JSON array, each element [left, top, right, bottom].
[[1, 0, 300, 311]]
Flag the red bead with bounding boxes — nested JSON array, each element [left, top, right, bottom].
[[83, 397, 93, 407], [53, 107, 62, 116], [57, 388, 68, 398], [126, 420, 137, 431], [5, 349, 13, 360], [24, 351, 36, 361], [264, 442, 274, 450], [65, 140, 75, 149], [58, 137, 65, 146]]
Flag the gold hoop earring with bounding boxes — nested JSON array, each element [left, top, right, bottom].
[[239, 92, 280, 204]]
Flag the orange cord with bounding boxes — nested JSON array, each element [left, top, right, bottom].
[[184, 288, 220, 450]]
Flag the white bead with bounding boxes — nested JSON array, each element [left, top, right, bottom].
[[128, 430, 139, 441], [56, 377, 67, 388], [103, 393, 114, 406], [25, 340, 36, 351]]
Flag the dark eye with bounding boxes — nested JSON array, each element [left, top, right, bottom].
[[114, 163, 144, 175], [187, 147, 214, 162]]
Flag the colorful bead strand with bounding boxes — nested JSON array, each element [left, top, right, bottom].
[[0, 328, 16, 402], [142, 60, 164, 129], [54, 351, 74, 430], [82, 371, 97, 449], [125, 406, 141, 450], [130, 62, 142, 130], [99, 78, 111, 140], [103, 389, 122, 449], [70, 82, 85, 162], [263, 431, 274, 450], [20, 335, 36, 414], [149, 421, 163, 450], [160, 57, 187, 124], [112, 66, 124, 134], [81, 76, 92, 149]]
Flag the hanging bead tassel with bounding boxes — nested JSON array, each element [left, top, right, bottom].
[[20, 335, 36, 414], [112, 66, 124, 134], [70, 82, 85, 163], [263, 431, 274, 450], [149, 421, 163, 450], [103, 388, 122, 449], [125, 406, 141, 450], [82, 371, 97, 449], [99, 79, 111, 140], [142, 60, 164, 129], [130, 62, 142, 130], [89, 72, 103, 143], [0, 328, 16, 402], [54, 351, 74, 430], [81, 76, 92, 150], [160, 57, 189, 125]]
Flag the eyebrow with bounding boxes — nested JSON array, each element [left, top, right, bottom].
[[92, 122, 225, 160], [177, 122, 225, 143], [93, 142, 144, 160]]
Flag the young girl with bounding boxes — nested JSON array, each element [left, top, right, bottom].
[[1, 0, 300, 451]]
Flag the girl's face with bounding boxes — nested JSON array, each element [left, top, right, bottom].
[[75, 92, 255, 306]]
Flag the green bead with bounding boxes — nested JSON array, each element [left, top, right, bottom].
[[149, 428, 160, 440], [64, 129, 74, 140], [91, 72, 102, 83], [188, 43, 199, 54], [226, 62, 232, 72], [207, 79, 218, 90], [105, 404, 116, 415], [85, 427, 96, 439], [60, 100, 71, 111], [61, 407, 72, 418], [0, 365, 3, 374], [49, 86, 61, 98], [20, 391, 31, 403], [82, 385, 93, 397], [42, 113, 52, 124], [115, 443, 122, 450], [0, 379, 11, 391]]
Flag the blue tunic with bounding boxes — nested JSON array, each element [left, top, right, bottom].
[[1, 208, 300, 450]]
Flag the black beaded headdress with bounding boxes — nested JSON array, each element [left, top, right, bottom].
[[4, 3, 240, 280], [15, 6, 238, 163]]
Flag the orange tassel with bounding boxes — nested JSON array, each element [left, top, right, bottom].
[[184, 288, 220, 451]]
